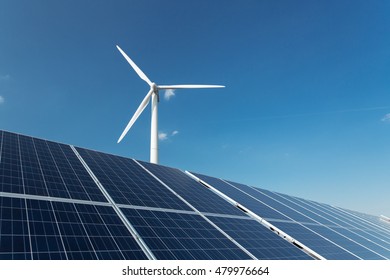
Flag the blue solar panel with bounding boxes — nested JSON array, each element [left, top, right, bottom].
[[0, 196, 31, 260], [2, 130, 389, 260], [139, 162, 246, 216], [342, 209, 390, 231], [330, 226, 390, 259], [285, 195, 390, 245], [1, 132, 24, 194], [0, 195, 148, 260], [192, 172, 390, 259], [0, 131, 107, 202], [271, 221, 360, 260], [256, 190, 390, 259], [271, 193, 390, 251], [302, 224, 386, 259], [207, 215, 313, 260], [228, 181, 316, 223], [120, 208, 252, 260], [75, 147, 192, 211], [191, 172, 289, 220]]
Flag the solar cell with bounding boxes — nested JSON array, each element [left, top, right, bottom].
[[0, 196, 31, 260], [271, 192, 390, 251], [271, 221, 359, 260], [330, 226, 390, 259], [302, 224, 386, 259], [0, 131, 24, 194], [228, 181, 315, 223], [138, 162, 246, 216], [207, 215, 313, 260], [289, 196, 390, 244], [0, 195, 148, 260], [190, 172, 289, 220], [75, 147, 191, 211], [120, 208, 252, 260], [1, 130, 389, 260], [0, 131, 107, 202]]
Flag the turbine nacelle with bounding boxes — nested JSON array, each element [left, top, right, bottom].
[[116, 45, 225, 163], [151, 83, 159, 93]]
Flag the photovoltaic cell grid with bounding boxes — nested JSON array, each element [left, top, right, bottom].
[[191, 172, 390, 260], [263, 191, 390, 259], [1, 130, 389, 260], [222, 180, 389, 259], [0, 196, 147, 260], [206, 216, 312, 260], [0, 131, 107, 202], [138, 161, 246, 216], [270, 192, 390, 246], [120, 208, 251, 260], [190, 172, 290, 221], [75, 147, 191, 211]]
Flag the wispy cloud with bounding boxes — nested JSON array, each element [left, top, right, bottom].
[[158, 130, 179, 141], [158, 132, 168, 141], [164, 89, 175, 101], [381, 113, 390, 122], [0, 74, 10, 81], [0, 96, 4, 104]]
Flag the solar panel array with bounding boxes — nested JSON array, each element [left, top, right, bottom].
[[1, 130, 389, 260]]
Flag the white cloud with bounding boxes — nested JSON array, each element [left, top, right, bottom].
[[381, 113, 390, 122], [164, 89, 175, 101], [0, 96, 4, 104], [158, 132, 168, 141], [158, 130, 179, 141]]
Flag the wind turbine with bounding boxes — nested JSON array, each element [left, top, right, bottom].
[[116, 45, 224, 164]]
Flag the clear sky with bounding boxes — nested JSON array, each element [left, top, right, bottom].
[[1, 0, 389, 216]]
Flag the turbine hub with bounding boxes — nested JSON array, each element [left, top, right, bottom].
[[151, 83, 158, 93]]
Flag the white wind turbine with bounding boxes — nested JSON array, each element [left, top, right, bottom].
[[116, 45, 224, 164]]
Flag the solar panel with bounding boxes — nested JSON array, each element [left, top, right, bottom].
[[271, 221, 359, 260], [1, 130, 389, 260], [1, 131, 107, 202], [75, 147, 191, 211], [206, 215, 313, 260], [190, 172, 390, 260], [120, 208, 252, 260], [190, 172, 289, 220], [0, 196, 148, 260], [138, 161, 246, 216], [272, 192, 390, 251], [52, 202, 147, 260], [227, 181, 315, 223], [0, 196, 31, 260]]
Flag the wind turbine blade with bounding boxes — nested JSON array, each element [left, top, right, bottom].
[[116, 45, 152, 86], [117, 89, 153, 143], [158, 85, 225, 89]]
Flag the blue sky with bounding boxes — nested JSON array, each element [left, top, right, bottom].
[[1, 0, 390, 216]]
